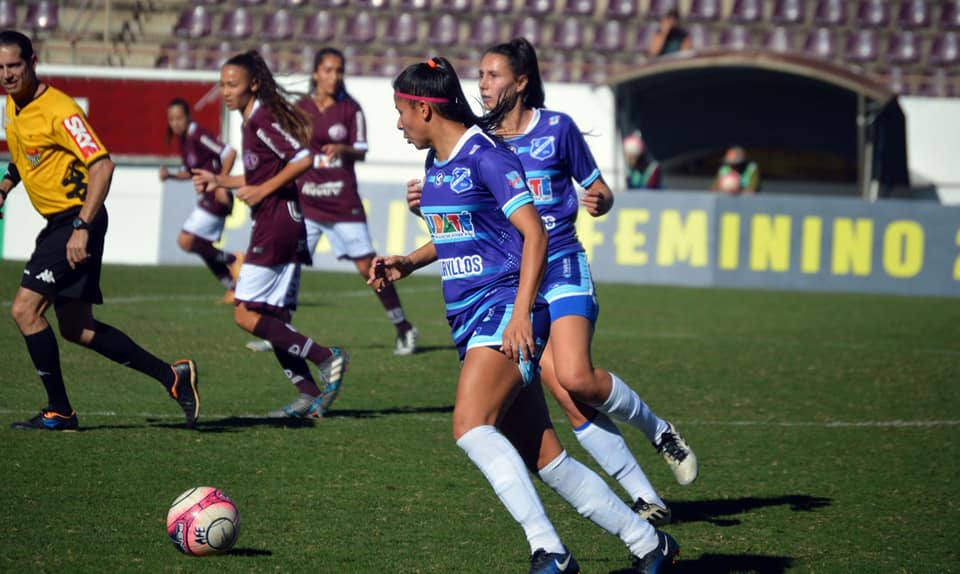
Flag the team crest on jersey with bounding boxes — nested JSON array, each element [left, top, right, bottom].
[[424, 210, 475, 240], [25, 148, 41, 167], [549, 115, 561, 126], [243, 150, 260, 170], [529, 136, 555, 161], [505, 170, 526, 190], [328, 123, 347, 141], [450, 167, 472, 194]]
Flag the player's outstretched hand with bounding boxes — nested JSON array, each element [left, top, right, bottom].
[[580, 186, 614, 217], [406, 178, 423, 216], [236, 185, 267, 207], [367, 255, 414, 292], [191, 169, 216, 193]]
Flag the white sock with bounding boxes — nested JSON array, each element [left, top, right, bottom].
[[539, 450, 660, 558], [574, 414, 666, 507], [601, 373, 669, 443], [456, 425, 564, 555]]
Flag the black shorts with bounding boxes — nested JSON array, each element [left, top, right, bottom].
[[21, 206, 108, 304]]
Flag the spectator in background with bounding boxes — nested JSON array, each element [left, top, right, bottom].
[[647, 8, 692, 58], [711, 146, 760, 195], [623, 132, 662, 190]]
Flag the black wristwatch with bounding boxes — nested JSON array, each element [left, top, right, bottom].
[[72, 216, 90, 231]]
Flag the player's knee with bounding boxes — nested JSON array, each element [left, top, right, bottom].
[[233, 306, 256, 333], [556, 369, 603, 402], [177, 233, 193, 252], [9, 299, 36, 330], [57, 321, 86, 344]]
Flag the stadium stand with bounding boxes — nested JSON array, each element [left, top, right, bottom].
[[14, 0, 955, 98]]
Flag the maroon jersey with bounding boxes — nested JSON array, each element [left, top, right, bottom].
[[180, 122, 234, 217], [295, 96, 368, 223], [241, 100, 312, 266]]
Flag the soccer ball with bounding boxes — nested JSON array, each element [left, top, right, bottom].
[[166, 487, 240, 556]]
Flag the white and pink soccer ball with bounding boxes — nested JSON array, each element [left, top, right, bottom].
[[166, 487, 240, 556]]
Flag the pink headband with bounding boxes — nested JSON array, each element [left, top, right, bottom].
[[394, 92, 450, 104]]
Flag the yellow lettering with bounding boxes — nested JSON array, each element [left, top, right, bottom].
[[882, 221, 924, 278], [386, 201, 409, 254], [614, 208, 649, 266], [832, 218, 873, 276], [719, 213, 740, 270], [956, 228, 960, 280], [801, 216, 822, 274], [749, 214, 791, 272], [575, 208, 607, 263], [656, 209, 708, 267]]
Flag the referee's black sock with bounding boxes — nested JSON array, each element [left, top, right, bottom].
[[88, 322, 176, 391], [23, 327, 72, 413]]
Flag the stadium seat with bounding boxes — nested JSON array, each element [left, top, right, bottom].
[[718, 25, 752, 50], [174, 6, 212, 39], [855, 0, 888, 28], [592, 19, 625, 52], [220, 8, 254, 40], [238, 0, 266, 5], [844, 29, 878, 63], [261, 9, 294, 42], [604, 0, 634, 19], [344, 12, 376, 43], [521, 0, 553, 15], [302, 11, 335, 42], [771, 0, 806, 25], [455, 48, 481, 79], [23, 0, 58, 31], [729, 0, 763, 23], [552, 17, 584, 51], [942, 0, 960, 30], [383, 12, 419, 44], [438, 0, 472, 13], [257, 42, 281, 72], [316, 0, 349, 7], [169, 40, 196, 70], [687, 23, 710, 50], [205, 41, 234, 71], [764, 26, 792, 53], [581, 53, 609, 84], [813, 0, 846, 26], [896, 0, 931, 29], [688, 0, 722, 22], [481, 0, 513, 13], [646, 0, 679, 20], [543, 50, 570, 82], [426, 14, 459, 46], [512, 16, 543, 46], [354, 0, 391, 10], [632, 21, 660, 54], [0, 0, 17, 29], [278, 0, 312, 7], [918, 69, 956, 98], [193, 0, 224, 4], [468, 14, 501, 47], [396, 0, 432, 10], [803, 27, 836, 59], [882, 66, 907, 94], [370, 47, 403, 77], [886, 31, 921, 65], [929, 32, 959, 67], [564, 0, 594, 17], [291, 44, 315, 74]]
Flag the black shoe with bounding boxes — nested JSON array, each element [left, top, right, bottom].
[[11, 409, 79, 431], [170, 359, 199, 428], [631, 531, 679, 573], [529, 546, 580, 574]]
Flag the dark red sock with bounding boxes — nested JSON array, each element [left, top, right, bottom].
[[271, 348, 322, 397], [252, 314, 333, 366], [191, 238, 234, 288]]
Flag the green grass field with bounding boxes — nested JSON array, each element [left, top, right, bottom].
[[0, 260, 957, 573]]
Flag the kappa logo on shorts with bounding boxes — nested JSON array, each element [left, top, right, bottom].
[[63, 114, 102, 159], [35, 269, 55, 284], [529, 136, 555, 161]]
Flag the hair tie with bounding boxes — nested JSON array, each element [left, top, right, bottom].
[[395, 91, 451, 103], [426, 58, 438, 69]]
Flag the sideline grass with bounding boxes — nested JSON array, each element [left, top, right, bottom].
[[1, 261, 957, 573]]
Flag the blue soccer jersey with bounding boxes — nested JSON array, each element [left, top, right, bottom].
[[503, 109, 602, 259], [420, 125, 535, 326]]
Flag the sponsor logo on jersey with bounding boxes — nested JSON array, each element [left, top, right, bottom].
[[527, 176, 553, 203], [529, 136, 555, 161], [328, 123, 347, 141], [549, 115, 561, 125], [450, 167, 472, 194], [433, 171, 445, 187], [301, 181, 344, 197], [505, 170, 526, 190], [424, 210, 475, 240], [63, 114, 101, 159], [25, 147, 41, 167], [199, 134, 223, 154], [438, 254, 484, 279], [271, 122, 302, 150], [468, 144, 481, 155]]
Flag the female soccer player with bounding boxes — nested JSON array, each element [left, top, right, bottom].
[[192, 51, 348, 418], [373, 57, 678, 574], [408, 38, 698, 525], [159, 98, 241, 303]]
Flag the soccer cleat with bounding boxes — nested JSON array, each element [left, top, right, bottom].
[[267, 393, 324, 419], [632, 497, 672, 527], [394, 325, 419, 356], [245, 339, 273, 352], [170, 359, 200, 428], [654, 421, 698, 486], [630, 530, 679, 573], [10, 409, 79, 431], [315, 347, 349, 416], [529, 547, 580, 574]]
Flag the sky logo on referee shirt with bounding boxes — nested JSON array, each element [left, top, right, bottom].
[[63, 115, 101, 159]]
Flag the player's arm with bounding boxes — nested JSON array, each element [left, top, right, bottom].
[[66, 156, 113, 268], [581, 178, 614, 217], [0, 162, 20, 213], [236, 152, 311, 207], [219, 147, 237, 177], [367, 240, 437, 292], [502, 203, 547, 363]]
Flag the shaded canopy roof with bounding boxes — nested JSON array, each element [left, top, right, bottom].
[[609, 49, 908, 192]]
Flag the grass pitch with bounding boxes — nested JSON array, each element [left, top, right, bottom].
[[0, 260, 957, 573]]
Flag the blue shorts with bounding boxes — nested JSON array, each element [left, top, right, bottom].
[[540, 251, 598, 323]]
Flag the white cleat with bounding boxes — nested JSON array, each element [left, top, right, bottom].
[[393, 326, 419, 356], [655, 421, 699, 486], [245, 339, 273, 352]]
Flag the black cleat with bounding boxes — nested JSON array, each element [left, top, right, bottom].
[[631, 530, 679, 573], [632, 497, 672, 526], [170, 359, 200, 428], [11, 409, 79, 431]]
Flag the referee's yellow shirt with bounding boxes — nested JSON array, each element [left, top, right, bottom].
[[5, 85, 109, 217]]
